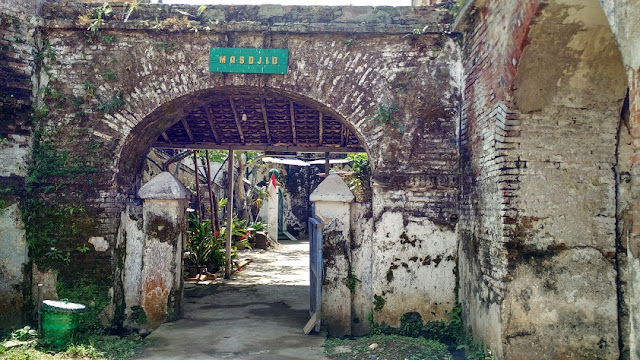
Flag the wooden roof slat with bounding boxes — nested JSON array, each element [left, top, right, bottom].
[[260, 99, 273, 145], [228, 98, 246, 145], [318, 112, 323, 146], [203, 106, 221, 145], [181, 118, 195, 143], [153, 90, 364, 153], [290, 100, 297, 146]]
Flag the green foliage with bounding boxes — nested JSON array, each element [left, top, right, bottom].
[[344, 267, 361, 293], [10, 326, 38, 341], [197, 5, 207, 16], [373, 294, 386, 311], [346, 153, 371, 202], [56, 277, 110, 334], [130, 305, 147, 325], [187, 214, 223, 268], [36, 40, 57, 76], [100, 35, 115, 43], [83, 81, 96, 97], [369, 104, 404, 133], [155, 40, 179, 52], [80, 3, 113, 35], [124, 0, 140, 22], [101, 69, 118, 82], [449, 0, 468, 18], [0, 333, 147, 359], [400, 312, 423, 338], [41, 86, 67, 108], [343, 37, 355, 47], [324, 334, 451, 360], [97, 91, 125, 114], [22, 121, 103, 269], [367, 304, 495, 359]]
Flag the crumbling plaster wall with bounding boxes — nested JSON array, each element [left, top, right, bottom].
[[460, 0, 629, 358], [36, 3, 461, 328], [599, 1, 640, 358]]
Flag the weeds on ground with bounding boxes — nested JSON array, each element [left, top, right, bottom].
[[325, 334, 451, 360], [0, 328, 148, 360], [325, 305, 494, 360]]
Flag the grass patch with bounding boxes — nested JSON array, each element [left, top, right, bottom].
[[0, 333, 148, 360], [325, 334, 451, 360]]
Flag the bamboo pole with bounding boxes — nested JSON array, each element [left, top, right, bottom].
[[324, 152, 330, 175], [225, 149, 235, 279], [204, 150, 220, 233], [193, 150, 201, 220]]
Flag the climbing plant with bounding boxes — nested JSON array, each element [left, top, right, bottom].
[[370, 104, 404, 133], [347, 152, 372, 202]]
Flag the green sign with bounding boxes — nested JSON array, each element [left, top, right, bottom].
[[209, 47, 289, 74]]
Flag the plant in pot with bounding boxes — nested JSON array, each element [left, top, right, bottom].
[[186, 215, 220, 279]]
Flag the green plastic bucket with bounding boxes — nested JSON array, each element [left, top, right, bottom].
[[41, 299, 86, 347]]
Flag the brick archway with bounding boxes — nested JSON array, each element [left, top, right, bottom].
[[21, 2, 461, 333]]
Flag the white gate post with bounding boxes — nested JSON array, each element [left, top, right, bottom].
[[310, 174, 355, 337], [137, 172, 191, 329]]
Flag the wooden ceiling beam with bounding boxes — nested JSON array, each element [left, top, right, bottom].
[[289, 100, 297, 146], [228, 98, 246, 145], [260, 99, 273, 145], [202, 106, 221, 145], [152, 142, 365, 153], [181, 118, 195, 143]]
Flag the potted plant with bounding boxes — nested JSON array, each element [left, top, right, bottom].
[[186, 215, 221, 279]]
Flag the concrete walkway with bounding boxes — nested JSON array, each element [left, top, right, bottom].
[[135, 240, 328, 360]]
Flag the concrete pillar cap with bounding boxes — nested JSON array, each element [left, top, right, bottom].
[[309, 174, 355, 203], [138, 172, 192, 200]]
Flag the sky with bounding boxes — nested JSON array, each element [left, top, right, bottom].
[[159, 0, 412, 6]]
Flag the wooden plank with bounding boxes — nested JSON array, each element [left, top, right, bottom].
[[289, 100, 297, 145], [228, 98, 246, 144], [318, 112, 323, 146], [203, 106, 221, 144], [161, 132, 171, 143], [181, 118, 195, 143], [303, 312, 320, 335], [151, 142, 365, 153], [260, 99, 273, 145]]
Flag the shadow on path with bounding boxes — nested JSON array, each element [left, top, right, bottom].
[[134, 240, 327, 360]]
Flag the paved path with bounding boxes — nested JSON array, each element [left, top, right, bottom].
[[135, 240, 328, 360]]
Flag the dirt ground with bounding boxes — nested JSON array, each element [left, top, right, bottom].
[[134, 239, 328, 360]]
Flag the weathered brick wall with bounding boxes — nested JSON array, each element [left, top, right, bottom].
[[460, 0, 630, 358], [34, 2, 460, 329], [458, 0, 539, 354], [600, 1, 640, 358], [0, 0, 39, 328]]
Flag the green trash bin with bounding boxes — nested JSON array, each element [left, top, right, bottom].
[[41, 299, 86, 347]]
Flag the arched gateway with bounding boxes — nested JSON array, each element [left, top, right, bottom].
[[8, 2, 460, 338]]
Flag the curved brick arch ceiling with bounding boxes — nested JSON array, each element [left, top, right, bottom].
[[153, 87, 364, 153], [117, 86, 366, 190]]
